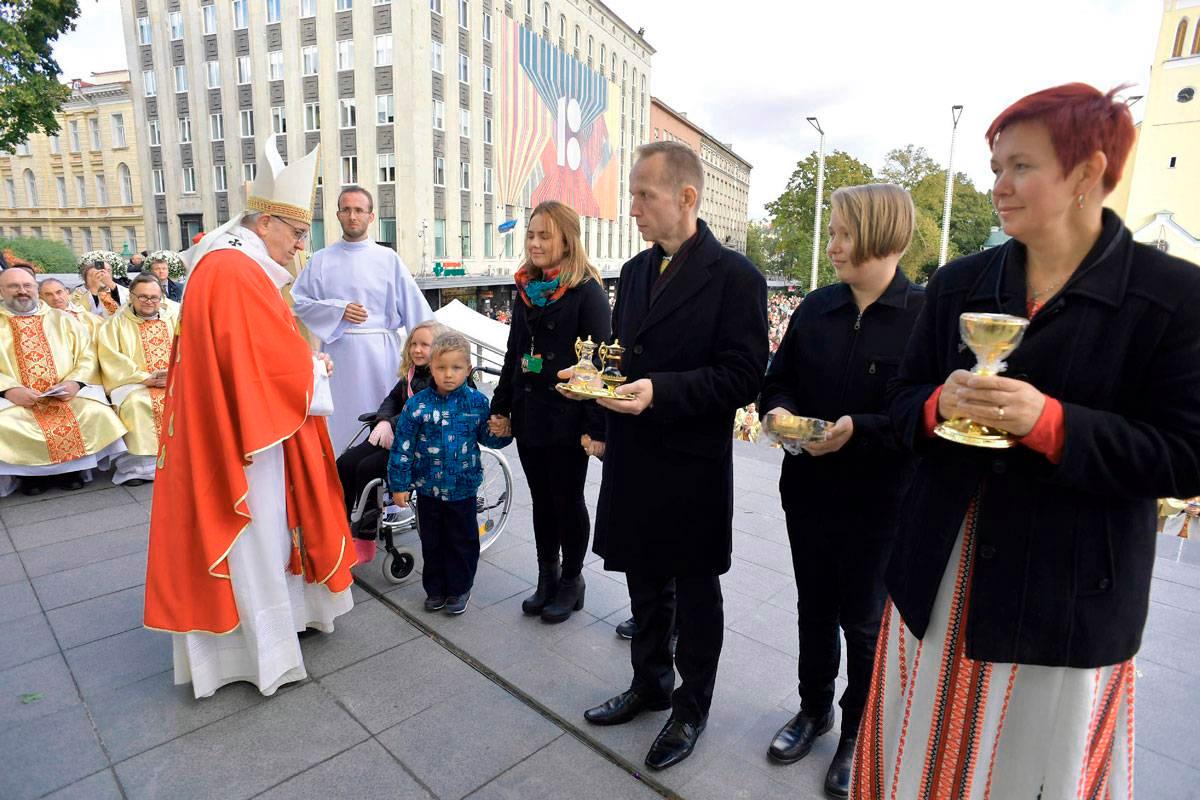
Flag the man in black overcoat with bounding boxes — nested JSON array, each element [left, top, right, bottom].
[[567, 141, 768, 770]]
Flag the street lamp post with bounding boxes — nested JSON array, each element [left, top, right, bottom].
[[937, 104, 965, 268], [806, 116, 825, 293]]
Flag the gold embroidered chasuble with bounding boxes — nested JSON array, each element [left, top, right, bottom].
[[0, 303, 126, 466], [97, 306, 179, 457]]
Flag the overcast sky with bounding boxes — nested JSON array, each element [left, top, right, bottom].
[[55, 0, 1162, 217]]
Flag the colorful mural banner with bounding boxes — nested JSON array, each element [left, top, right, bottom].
[[498, 18, 620, 220]]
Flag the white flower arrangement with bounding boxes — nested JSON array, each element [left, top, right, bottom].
[[77, 250, 129, 280], [146, 249, 186, 280]]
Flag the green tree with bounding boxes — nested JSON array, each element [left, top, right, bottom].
[[909, 170, 997, 281], [0, 236, 78, 273], [879, 145, 939, 191], [0, 1, 82, 152], [745, 220, 769, 272], [765, 150, 874, 289]]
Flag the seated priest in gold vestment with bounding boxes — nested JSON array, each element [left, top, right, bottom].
[[40, 277, 102, 339], [97, 274, 178, 486], [0, 268, 127, 497]]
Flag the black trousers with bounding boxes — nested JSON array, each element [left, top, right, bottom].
[[516, 440, 591, 576], [785, 508, 891, 738], [416, 495, 480, 598], [626, 571, 723, 725], [336, 440, 389, 518]]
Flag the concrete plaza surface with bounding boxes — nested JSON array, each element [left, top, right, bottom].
[[2, 441, 1199, 799]]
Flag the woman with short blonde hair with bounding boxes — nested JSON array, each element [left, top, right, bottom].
[[759, 182, 924, 796]]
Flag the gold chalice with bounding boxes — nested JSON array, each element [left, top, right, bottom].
[[933, 312, 1030, 449]]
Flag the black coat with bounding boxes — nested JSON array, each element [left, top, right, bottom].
[[491, 277, 611, 447], [374, 366, 433, 426], [165, 279, 183, 303], [760, 270, 924, 524], [888, 210, 1200, 668], [593, 220, 769, 575]]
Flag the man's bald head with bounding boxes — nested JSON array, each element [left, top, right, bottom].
[[39, 278, 70, 310], [0, 267, 38, 313]]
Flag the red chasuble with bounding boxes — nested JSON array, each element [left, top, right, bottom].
[[144, 247, 355, 634]]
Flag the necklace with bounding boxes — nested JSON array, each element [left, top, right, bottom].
[[1028, 278, 1063, 302]]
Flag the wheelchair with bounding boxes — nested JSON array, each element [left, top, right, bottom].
[[345, 366, 514, 584]]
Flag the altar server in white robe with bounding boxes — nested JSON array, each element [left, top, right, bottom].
[[290, 185, 433, 451]]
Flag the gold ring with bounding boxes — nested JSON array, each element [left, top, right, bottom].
[[997, 406, 1005, 419]]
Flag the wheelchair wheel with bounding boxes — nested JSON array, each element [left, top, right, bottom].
[[477, 447, 513, 553], [382, 548, 416, 584]]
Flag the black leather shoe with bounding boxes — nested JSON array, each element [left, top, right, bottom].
[[615, 616, 636, 639], [20, 479, 46, 496], [541, 573, 585, 624], [584, 689, 671, 726], [645, 716, 705, 771], [767, 710, 834, 764], [59, 472, 84, 491], [824, 735, 856, 798], [522, 560, 559, 615], [124, 478, 147, 487]]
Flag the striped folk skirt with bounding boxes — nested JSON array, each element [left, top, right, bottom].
[[851, 506, 1135, 800]]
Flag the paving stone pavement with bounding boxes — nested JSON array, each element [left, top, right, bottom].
[[1, 441, 1199, 799]]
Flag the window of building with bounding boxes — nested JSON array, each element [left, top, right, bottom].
[[483, 65, 492, 94], [461, 223, 471, 257], [62, 228, 73, 249], [69, 120, 80, 151], [434, 218, 446, 257], [213, 164, 227, 191], [82, 228, 93, 251], [118, 163, 133, 204], [559, 13, 565, 40], [88, 117, 101, 149], [434, 156, 445, 186], [56, 176, 67, 206], [542, 3, 549, 29], [138, 16, 152, 44], [379, 216, 396, 243], [182, 167, 196, 193], [179, 116, 192, 143], [143, 70, 157, 96], [337, 0, 352, 9], [459, 53, 469, 83], [14, 141, 29, 156], [173, 65, 188, 93], [459, 108, 470, 137], [148, 119, 160, 146], [49, 134, 60, 154], [271, 106, 287, 135], [153, 169, 165, 195], [302, 46, 319, 75], [169, 11, 183, 39], [74, 175, 85, 206], [459, 0, 469, 27], [1170, 155, 1178, 168], [432, 42, 444, 73], [483, 115, 492, 144], [206, 60, 221, 88], [0, 179, 9, 208], [301, 0, 316, 17], [268, 51, 284, 81], [202, 5, 217, 34], [376, 94, 395, 124], [460, 160, 470, 189], [101, 227, 112, 249], [94, 174, 108, 206], [109, 113, 127, 148], [210, 112, 224, 140], [123, 227, 137, 253], [375, 35, 393, 66], [431, 0, 442, 13], [575, 25, 580, 50], [1173, 18, 1188, 58], [240, 109, 254, 137], [433, 99, 445, 129], [337, 40, 354, 71], [483, 11, 491, 40], [339, 98, 356, 128], [236, 55, 251, 84], [266, 0, 282, 23], [340, 155, 358, 184], [483, 166, 493, 195], [378, 152, 396, 183], [600, 43, 606, 68], [483, 221, 493, 257], [233, 0, 248, 29], [304, 102, 321, 131], [243, 162, 257, 182]]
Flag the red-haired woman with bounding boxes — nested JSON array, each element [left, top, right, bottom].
[[852, 84, 1200, 799]]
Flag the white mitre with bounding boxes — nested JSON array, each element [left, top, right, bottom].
[[185, 140, 320, 270]]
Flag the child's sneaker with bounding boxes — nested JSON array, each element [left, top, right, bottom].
[[444, 592, 471, 615], [424, 595, 446, 611]]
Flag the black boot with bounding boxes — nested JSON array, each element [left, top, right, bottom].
[[824, 735, 856, 798], [522, 560, 560, 615], [541, 573, 585, 623]]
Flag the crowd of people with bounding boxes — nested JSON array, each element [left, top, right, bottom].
[[4, 81, 1200, 800]]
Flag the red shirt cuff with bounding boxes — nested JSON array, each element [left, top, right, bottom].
[[1019, 397, 1065, 464], [922, 386, 944, 438]]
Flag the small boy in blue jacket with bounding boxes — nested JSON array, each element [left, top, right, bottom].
[[388, 332, 511, 615]]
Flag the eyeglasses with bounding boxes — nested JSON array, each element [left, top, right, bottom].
[[273, 216, 311, 244], [337, 208, 371, 217], [132, 294, 162, 302]]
